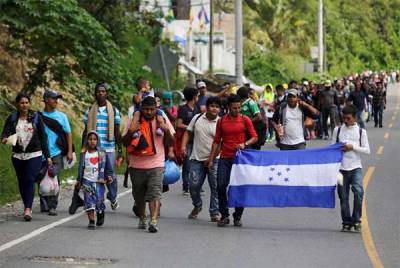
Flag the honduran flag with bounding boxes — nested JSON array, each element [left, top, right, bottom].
[[228, 144, 343, 208]]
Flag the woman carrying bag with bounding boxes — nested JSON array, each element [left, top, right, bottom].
[[1, 92, 52, 221]]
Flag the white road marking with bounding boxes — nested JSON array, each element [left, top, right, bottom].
[[0, 189, 132, 253]]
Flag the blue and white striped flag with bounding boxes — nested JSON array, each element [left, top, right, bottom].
[[228, 144, 343, 208]]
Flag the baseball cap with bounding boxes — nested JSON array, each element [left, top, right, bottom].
[[43, 89, 62, 99], [197, 81, 206, 88], [324, 80, 332, 87], [287, 89, 298, 96], [303, 81, 309, 86]]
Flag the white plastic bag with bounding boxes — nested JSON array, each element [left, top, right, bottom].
[[63, 152, 77, 169], [39, 171, 60, 196], [5, 134, 17, 146]]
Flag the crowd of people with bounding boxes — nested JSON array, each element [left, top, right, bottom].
[[0, 69, 393, 233]]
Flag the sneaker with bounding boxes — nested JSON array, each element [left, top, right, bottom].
[[23, 208, 32, 222], [138, 217, 147, 229], [87, 222, 96, 230], [233, 217, 242, 227], [182, 190, 190, 196], [48, 208, 57, 216], [111, 200, 119, 210], [148, 219, 158, 233], [353, 223, 362, 232], [217, 217, 230, 227], [324, 135, 329, 140], [210, 214, 220, 222], [155, 128, 164, 136], [188, 207, 202, 219], [96, 211, 105, 226], [341, 224, 352, 232]]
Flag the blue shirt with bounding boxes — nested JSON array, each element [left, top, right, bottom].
[[42, 110, 71, 157], [84, 106, 121, 152]]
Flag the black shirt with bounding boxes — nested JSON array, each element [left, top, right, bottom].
[[178, 104, 195, 125], [348, 90, 367, 111]]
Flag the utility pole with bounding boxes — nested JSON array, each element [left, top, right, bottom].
[[209, 0, 213, 74], [318, 0, 324, 75], [235, 0, 243, 85]]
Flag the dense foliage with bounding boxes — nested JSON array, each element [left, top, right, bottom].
[[0, 0, 169, 103]]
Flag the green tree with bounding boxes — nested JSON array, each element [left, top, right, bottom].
[[0, 0, 125, 96]]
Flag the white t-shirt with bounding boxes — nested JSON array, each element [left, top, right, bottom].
[[187, 113, 218, 161], [13, 119, 42, 160], [281, 105, 305, 145], [83, 151, 100, 182]]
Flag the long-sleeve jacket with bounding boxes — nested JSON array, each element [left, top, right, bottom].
[[77, 150, 112, 183], [1, 110, 50, 159]]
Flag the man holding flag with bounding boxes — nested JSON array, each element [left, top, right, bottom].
[[208, 95, 258, 228]]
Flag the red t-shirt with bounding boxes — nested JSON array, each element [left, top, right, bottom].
[[213, 114, 257, 159]]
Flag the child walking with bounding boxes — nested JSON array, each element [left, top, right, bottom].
[[332, 105, 370, 232], [77, 131, 112, 229]]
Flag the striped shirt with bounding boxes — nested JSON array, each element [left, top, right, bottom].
[[84, 106, 121, 152]]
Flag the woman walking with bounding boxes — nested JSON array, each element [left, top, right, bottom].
[[1, 92, 52, 221]]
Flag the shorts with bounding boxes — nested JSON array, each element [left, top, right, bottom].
[[81, 178, 106, 212], [130, 167, 163, 202]]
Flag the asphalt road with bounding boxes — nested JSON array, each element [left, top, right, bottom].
[[1, 85, 399, 268]]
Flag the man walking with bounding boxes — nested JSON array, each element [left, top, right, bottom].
[[318, 80, 340, 139], [84, 82, 122, 210], [181, 97, 221, 222], [123, 97, 174, 233], [39, 89, 73, 216], [208, 95, 258, 227], [237, 87, 265, 149], [347, 79, 368, 128], [371, 81, 386, 128], [272, 89, 318, 150], [333, 105, 370, 231]]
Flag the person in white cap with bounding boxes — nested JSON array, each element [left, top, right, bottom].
[[196, 81, 208, 114]]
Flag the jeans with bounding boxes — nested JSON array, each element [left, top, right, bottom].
[[373, 105, 384, 127], [12, 156, 42, 209], [81, 178, 106, 213], [217, 158, 243, 219], [189, 159, 219, 215], [38, 154, 63, 210], [181, 143, 193, 192], [105, 152, 117, 203], [356, 110, 365, 129], [338, 168, 363, 225]]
